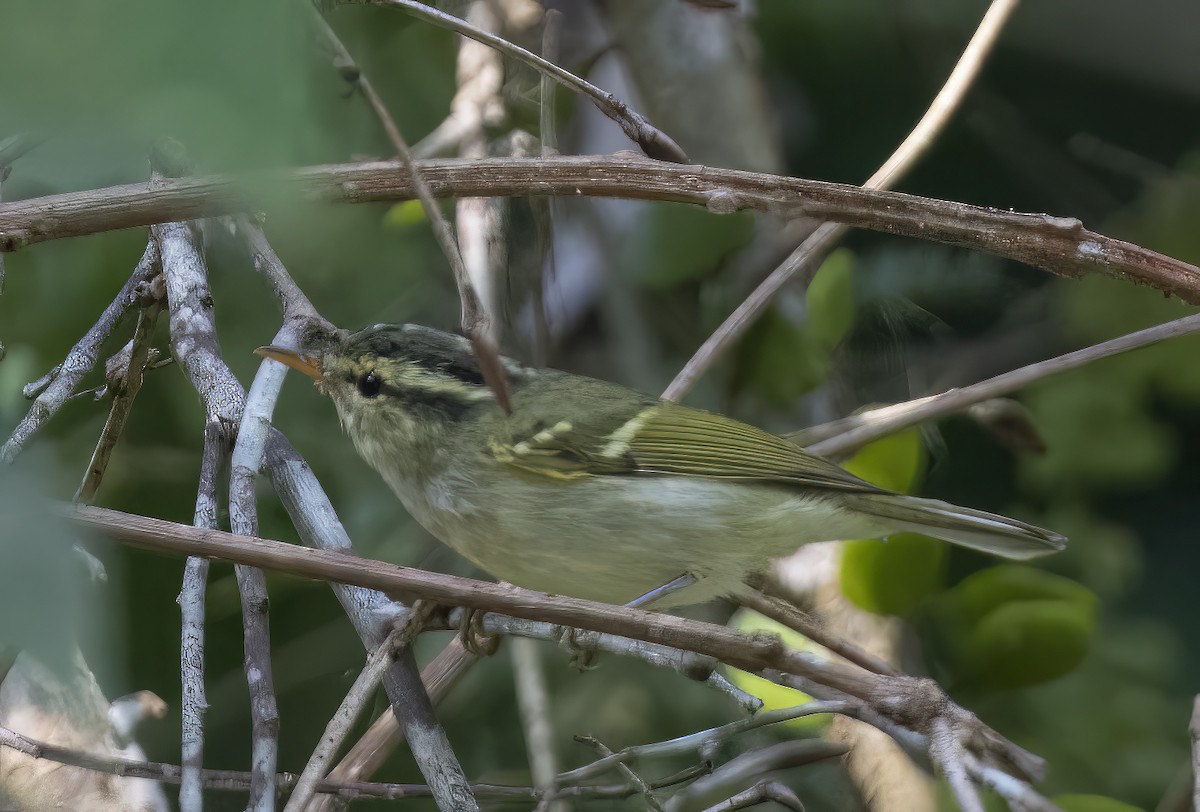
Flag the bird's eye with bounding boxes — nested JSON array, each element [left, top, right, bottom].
[[357, 372, 382, 398]]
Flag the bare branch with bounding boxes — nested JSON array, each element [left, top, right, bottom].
[[677, 740, 846, 811], [222, 215, 477, 811], [662, 0, 1023, 400], [264, 432, 479, 812], [1, 240, 160, 463], [799, 311, 1200, 457], [0, 723, 723, 803], [2, 156, 1195, 303], [72, 503, 1048, 785], [511, 638, 565, 811], [736, 590, 899, 676], [364, 0, 688, 163], [75, 280, 164, 504], [963, 754, 1064, 812], [178, 422, 229, 812], [0, 133, 44, 296], [451, 609, 763, 713], [558, 701, 849, 785], [284, 614, 427, 812], [699, 778, 806, 812], [315, 639, 479, 810], [931, 718, 986, 812], [576, 735, 663, 811]]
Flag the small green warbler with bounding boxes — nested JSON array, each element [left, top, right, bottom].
[[259, 324, 1064, 608]]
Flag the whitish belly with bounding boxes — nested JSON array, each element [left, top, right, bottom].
[[389, 468, 881, 607]]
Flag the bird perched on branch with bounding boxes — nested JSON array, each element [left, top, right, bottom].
[[259, 324, 1064, 609]]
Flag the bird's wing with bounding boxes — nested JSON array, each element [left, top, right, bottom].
[[493, 401, 886, 494]]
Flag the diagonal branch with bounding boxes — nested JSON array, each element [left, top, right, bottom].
[[798, 310, 1200, 457], [310, 4, 509, 414], [663, 0, 1023, 400], [360, 0, 688, 163], [1, 240, 160, 464]]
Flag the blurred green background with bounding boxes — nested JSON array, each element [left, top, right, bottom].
[[1, 0, 1198, 809]]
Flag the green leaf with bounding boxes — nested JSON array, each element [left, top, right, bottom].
[[959, 598, 1095, 691], [723, 610, 832, 732], [806, 248, 856, 352], [734, 308, 829, 405], [841, 533, 947, 616], [636, 203, 754, 288], [930, 565, 1098, 692], [841, 426, 925, 493], [383, 199, 429, 229]]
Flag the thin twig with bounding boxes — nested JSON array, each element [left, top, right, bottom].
[[662, 0, 1022, 400], [963, 753, 1064, 812], [311, 4, 510, 414], [576, 736, 663, 811], [931, 718, 986, 812], [558, 701, 848, 785], [364, 0, 688, 163], [3, 156, 1195, 303], [285, 614, 426, 811], [318, 638, 479, 804], [736, 590, 899, 677], [511, 638, 565, 811], [0, 241, 160, 463], [0, 723, 709, 803], [800, 311, 1200, 458], [178, 422, 229, 812], [75, 284, 164, 504], [699, 779, 805, 812]]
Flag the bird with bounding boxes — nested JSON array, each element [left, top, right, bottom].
[[258, 323, 1064, 609]]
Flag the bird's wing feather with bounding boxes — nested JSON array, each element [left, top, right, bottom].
[[493, 402, 886, 494]]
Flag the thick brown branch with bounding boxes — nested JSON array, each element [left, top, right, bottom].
[[71, 502, 1047, 784], [1, 156, 1196, 302]]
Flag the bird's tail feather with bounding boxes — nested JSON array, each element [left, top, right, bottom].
[[841, 493, 1066, 561]]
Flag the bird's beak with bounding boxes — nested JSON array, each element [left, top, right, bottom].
[[255, 345, 323, 380]]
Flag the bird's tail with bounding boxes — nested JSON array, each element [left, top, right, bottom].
[[840, 493, 1066, 560]]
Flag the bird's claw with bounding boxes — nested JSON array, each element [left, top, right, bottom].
[[555, 625, 600, 671], [457, 607, 501, 657]]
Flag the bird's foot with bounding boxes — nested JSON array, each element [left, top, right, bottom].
[[555, 625, 600, 671], [457, 607, 502, 657]]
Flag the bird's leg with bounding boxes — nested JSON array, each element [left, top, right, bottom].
[[555, 573, 698, 671], [625, 572, 698, 609]]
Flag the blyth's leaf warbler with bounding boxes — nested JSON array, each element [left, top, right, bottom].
[[259, 324, 1065, 608]]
